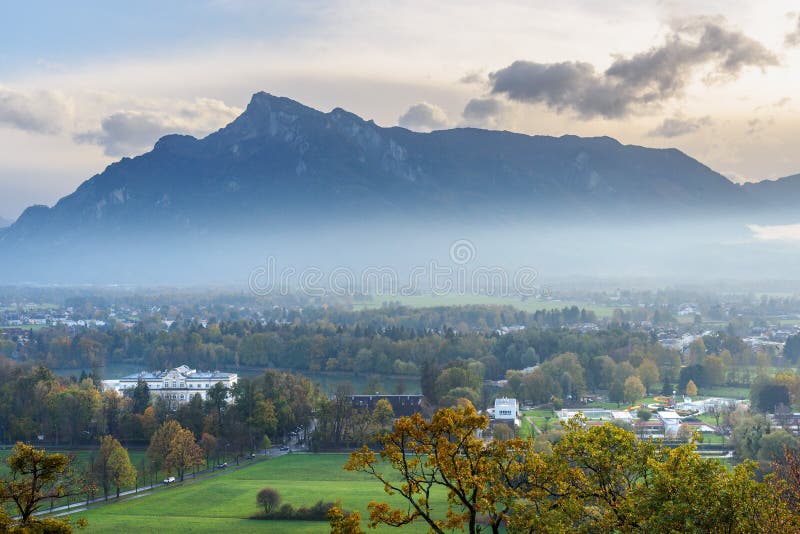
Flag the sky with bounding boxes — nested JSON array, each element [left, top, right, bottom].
[[2, 0, 800, 220]]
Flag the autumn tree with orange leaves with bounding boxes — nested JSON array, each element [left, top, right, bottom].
[[341, 405, 800, 534]]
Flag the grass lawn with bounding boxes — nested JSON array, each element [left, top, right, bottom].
[[73, 453, 443, 533], [521, 409, 556, 434], [519, 416, 535, 438], [700, 386, 750, 399]]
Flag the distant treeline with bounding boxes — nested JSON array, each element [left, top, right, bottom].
[[3, 305, 599, 376]]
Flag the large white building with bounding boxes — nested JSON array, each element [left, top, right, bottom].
[[102, 365, 238, 408], [493, 397, 519, 426]]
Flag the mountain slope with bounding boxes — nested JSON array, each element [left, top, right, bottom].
[[1, 92, 748, 242], [0, 91, 793, 283], [742, 173, 800, 214]]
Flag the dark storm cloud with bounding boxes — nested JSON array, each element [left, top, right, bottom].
[[647, 116, 711, 138], [487, 17, 778, 120]]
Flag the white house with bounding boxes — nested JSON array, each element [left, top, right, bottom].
[[493, 398, 519, 426], [102, 365, 237, 409], [656, 410, 683, 437]]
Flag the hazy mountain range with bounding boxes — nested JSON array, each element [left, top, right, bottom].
[[0, 217, 10, 229], [1, 92, 798, 284]]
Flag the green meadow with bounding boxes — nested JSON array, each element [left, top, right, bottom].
[[74, 453, 439, 533]]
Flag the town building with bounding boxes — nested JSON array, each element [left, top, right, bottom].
[[350, 395, 425, 417], [493, 397, 519, 426], [102, 365, 237, 409]]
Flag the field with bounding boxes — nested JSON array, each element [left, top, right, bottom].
[[73, 453, 439, 533]]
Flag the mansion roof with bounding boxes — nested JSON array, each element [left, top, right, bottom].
[[117, 365, 236, 382]]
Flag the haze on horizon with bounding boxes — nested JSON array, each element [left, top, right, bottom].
[[2, 1, 800, 222]]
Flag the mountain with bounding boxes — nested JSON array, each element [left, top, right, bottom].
[[1, 92, 750, 239], [0, 216, 10, 229], [0, 91, 797, 283], [742, 173, 800, 218]]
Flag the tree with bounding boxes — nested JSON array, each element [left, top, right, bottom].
[[0, 442, 80, 528], [256, 487, 281, 515], [130, 379, 151, 414], [751, 378, 791, 413], [328, 506, 365, 534], [623, 376, 646, 404], [493, 422, 515, 441], [637, 360, 659, 394], [688, 338, 707, 365], [349, 408, 799, 534], [107, 446, 136, 498], [345, 403, 528, 534], [165, 427, 204, 481], [685, 379, 698, 397], [146, 420, 182, 474], [784, 333, 800, 364], [609, 380, 625, 406], [371, 398, 394, 429], [200, 432, 218, 469], [206, 382, 228, 423], [93, 435, 127, 500]]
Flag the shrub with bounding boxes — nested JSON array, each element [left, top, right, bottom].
[[256, 487, 281, 515], [252, 498, 345, 521]]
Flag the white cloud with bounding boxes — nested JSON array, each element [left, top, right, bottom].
[[74, 98, 241, 156], [398, 102, 449, 132], [748, 223, 800, 241], [461, 97, 506, 128], [0, 87, 74, 134]]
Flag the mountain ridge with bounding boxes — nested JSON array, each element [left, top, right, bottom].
[[1, 91, 798, 283], [1, 92, 756, 238]]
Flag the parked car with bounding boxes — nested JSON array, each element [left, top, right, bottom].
[[163, 476, 176, 484], [217, 462, 228, 468], [247, 453, 256, 459], [279, 446, 290, 451]]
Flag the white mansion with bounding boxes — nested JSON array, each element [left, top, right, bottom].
[[102, 365, 238, 407]]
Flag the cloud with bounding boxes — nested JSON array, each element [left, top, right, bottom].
[[786, 13, 800, 46], [459, 71, 486, 85], [745, 116, 775, 136], [0, 87, 73, 134], [748, 223, 800, 241], [398, 102, 449, 132], [648, 115, 711, 137], [489, 17, 778, 119], [462, 97, 506, 128], [75, 98, 241, 156]]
